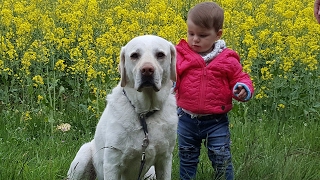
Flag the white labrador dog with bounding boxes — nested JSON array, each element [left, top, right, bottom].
[[67, 35, 178, 180]]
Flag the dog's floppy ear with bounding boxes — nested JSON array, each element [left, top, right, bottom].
[[119, 46, 127, 87], [169, 43, 177, 81]]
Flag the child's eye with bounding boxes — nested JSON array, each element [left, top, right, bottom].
[[188, 32, 194, 36]]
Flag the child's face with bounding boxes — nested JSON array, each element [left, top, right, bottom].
[[187, 19, 222, 54]]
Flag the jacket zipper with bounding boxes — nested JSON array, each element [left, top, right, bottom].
[[198, 68, 207, 112]]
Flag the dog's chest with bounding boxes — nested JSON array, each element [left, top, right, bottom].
[[118, 115, 174, 154], [122, 121, 173, 149], [120, 130, 171, 166]]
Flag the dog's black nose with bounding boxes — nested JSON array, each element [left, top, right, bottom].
[[141, 63, 154, 76]]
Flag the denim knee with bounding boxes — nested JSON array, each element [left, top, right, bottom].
[[179, 146, 200, 180], [208, 145, 233, 180]]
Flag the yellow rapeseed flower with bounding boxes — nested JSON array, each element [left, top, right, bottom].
[[86, 66, 97, 81], [280, 57, 295, 72], [54, 59, 67, 71], [0, 0, 319, 107], [261, 67, 273, 80], [32, 75, 44, 87], [277, 104, 285, 111], [70, 47, 82, 59], [23, 111, 32, 121], [0, 8, 13, 27], [21, 51, 37, 75], [37, 95, 44, 103], [254, 86, 268, 99], [0, 60, 4, 70]]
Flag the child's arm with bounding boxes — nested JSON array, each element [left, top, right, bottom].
[[223, 50, 254, 101]]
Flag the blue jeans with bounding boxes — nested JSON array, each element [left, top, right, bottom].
[[177, 108, 234, 180]]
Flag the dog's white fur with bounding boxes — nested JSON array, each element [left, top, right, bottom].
[[67, 35, 178, 180]]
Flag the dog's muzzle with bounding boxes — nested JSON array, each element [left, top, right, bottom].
[[137, 63, 159, 92]]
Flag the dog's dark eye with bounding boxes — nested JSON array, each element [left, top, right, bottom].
[[130, 52, 140, 59], [156, 52, 165, 59]]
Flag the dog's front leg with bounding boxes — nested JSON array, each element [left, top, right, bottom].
[[154, 154, 173, 180], [103, 148, 121, 180], [103, 163, 121, 180]]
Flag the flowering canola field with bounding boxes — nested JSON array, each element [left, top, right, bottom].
[[1, 0, 319, 121]]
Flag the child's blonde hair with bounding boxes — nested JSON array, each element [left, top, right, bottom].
[[187, 2, 224, 32]]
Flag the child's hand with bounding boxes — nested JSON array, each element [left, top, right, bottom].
[[233, 84, 248, 100]]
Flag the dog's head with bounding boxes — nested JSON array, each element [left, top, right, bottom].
[[119, 35, 176, 92]]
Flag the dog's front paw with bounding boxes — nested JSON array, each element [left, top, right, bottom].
[[144, 166, 156, 180]]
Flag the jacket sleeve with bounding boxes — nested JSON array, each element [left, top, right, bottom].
[[226, 56, 254, 102]]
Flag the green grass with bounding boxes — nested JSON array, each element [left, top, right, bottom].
[[1, 105, 319, 180], [230, 116, 320, 180]]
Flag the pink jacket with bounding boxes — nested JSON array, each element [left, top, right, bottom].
[[175, 39, 254, 114]]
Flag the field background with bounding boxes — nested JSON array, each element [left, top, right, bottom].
[[1, 0, 320, 179]]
